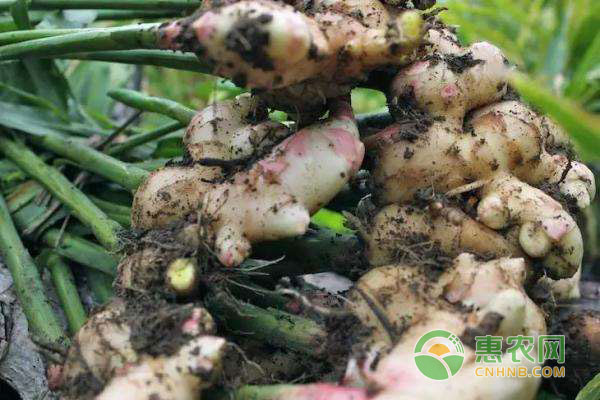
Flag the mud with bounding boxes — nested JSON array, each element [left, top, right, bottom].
[[388, 87, 434, 141], [546, 303, 600, 397], [443, 52, 484, 74], [225, 13, 275, 71], [126, 296, 196, 357]]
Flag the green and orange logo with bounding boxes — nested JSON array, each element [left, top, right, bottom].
[[413, 329, 465, 380]]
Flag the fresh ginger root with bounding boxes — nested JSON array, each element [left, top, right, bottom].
[[199, 99, 363, 266], [250, 254, 546, 400], [132, 97, 364, 266], [157, 0, 427, 119], [343, 254, 545, 400], [131, 94, 289, 230], [359, 201, 525, 267], [54, 298, 224, 400], [158, 0, 424, 91], [95, 7, 598, 399], [366, 28, 595, 279], [349, 254, 545, 350]]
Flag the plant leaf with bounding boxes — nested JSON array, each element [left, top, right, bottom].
[[311, 208, 354, 234], [576, 372, 600, 400], [565, 32, 600, 98], [511, 72, 600, 160], [9, 0, 70, 112], [0, 100, 109, 139], [152, 136, 183, 158]]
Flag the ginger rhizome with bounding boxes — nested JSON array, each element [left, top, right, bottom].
[[55, 299, 224, 400], [366, 28, 594, 280], [53, 1, 597, 399], [159, 0, 423, 90], [157, 0, 425, 118], [133, 96, 364, 266], [345, 254, 545, 400]]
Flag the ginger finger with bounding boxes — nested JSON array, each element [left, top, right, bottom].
[[96, 335, 226, 400], [57, 299, 218, 400], [200, 99, 364, 266], [347, 254, 545, 400], [361, 202, 525, 267], [132, 94, 289, 230], [477, 173, 582, 279]]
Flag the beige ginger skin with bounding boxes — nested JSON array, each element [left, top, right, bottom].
[[132, 97, 364, 267], [55, 299, 224, 400], [366, 28, 594, 279]]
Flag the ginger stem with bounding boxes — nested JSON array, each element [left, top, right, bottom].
[[0, 28, 83, 45], [43, 251, 88, 334], [0, 192, 67, 345], [41, 229, 119, 275], [109, 88, 196, 124], [0, 23, 159, 60], [205, 292, 328, 358], [58, 50, 211, 74], [0, 135, 123, 250], [107, 121, 184, 156], [29, 131, 150, 190], [85, 269, 114, 304]]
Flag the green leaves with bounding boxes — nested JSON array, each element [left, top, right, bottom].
[[10, 0, 32, 30], [69, 59, 127, 118], [310, 208, 354, 234], [565, 32, 600, 100], [576, 373, 600, 400], [0, 100, 101, 137], [7, 0, 71, 112], [511, 73, 600, 160]]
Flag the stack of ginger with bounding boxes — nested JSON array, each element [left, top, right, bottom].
[[51, 1, 597, 399]]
